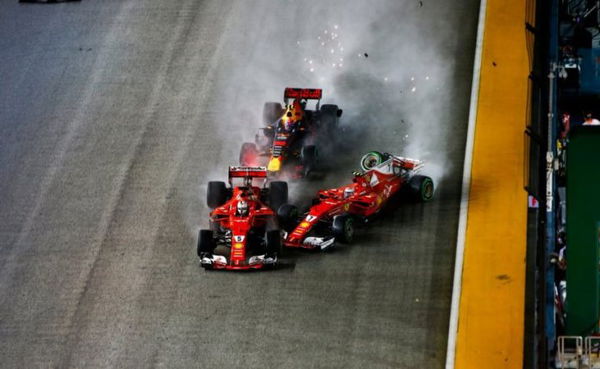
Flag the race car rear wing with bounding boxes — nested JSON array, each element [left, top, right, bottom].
[[284, 88, 322, 101], [228, 166, 268, 182]]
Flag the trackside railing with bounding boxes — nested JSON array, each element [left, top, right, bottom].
[[556, 336, 600, 368], [557, 336, 583, 368]]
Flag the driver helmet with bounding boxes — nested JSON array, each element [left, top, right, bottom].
[[343, 187, 355, 199], [281, 100, 304, 131], [236, 200, 249, 216]]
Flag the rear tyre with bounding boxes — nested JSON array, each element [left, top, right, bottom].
[[207, 181, 227, 209], [332, 215, 354, 243], [239, 142, 259, 166], [197, 229, 215, 257], [268, 181, 288, 213], [320, 104, 341, 134], [263, 102, 284, 127], [265, 230, 281, 257], [277, 203, 298, 231], [407, 175, 435, 202]]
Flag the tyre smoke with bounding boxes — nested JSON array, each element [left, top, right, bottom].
[[208, 0, 466, 187]]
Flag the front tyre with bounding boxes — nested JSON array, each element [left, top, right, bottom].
[[332, 215, 354, 243], [197, 229, 216, 257], [301, 145, 318, 175], [265, 229, 282, 257]]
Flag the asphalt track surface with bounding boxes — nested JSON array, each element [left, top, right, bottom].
[[0, 1, 479, 368]]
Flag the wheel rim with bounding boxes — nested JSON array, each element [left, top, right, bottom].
[[360, 151, 382, 171], [422, 180, 434, 200]]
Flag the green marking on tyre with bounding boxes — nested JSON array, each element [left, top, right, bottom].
[[360, 151, 383, 171], [421, 178, 434, 201]]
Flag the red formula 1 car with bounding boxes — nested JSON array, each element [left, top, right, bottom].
[[197, 167, 288, 270], [239, 87, 342, 178], [282, 151, 435, 250]]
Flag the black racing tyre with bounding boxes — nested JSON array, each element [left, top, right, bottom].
[[207, 181, 227, 209], [407, 175, 435, 202], [360, 151, 385, 171], [197, 229, 215, 257], [332, 214, 354, 243], [277, 203, 298, 231], [301, 145, 318, 173], [268, 181, 288, 213], [263, 102, 284, 127], [265, 229, 281, 256], [320, 104, 341, 133], [239, 142, 259, 166]]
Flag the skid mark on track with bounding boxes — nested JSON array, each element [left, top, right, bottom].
[[0, 0, 131, 313], [57, 1, 201, 367], [58, 2, 237, 368]]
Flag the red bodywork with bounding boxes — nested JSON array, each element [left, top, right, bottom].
[[208, 167, 277, 270], [285, 156, 421, 249]]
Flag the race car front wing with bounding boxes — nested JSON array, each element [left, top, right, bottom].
[[199, 253, 277, 270]]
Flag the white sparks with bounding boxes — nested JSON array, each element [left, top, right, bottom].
[[321, 42, 325, 46], [332, 63, 336, 67], [334, 24, 339, 29], [425, 76, 430, 80], [324, 30, 328, 34], [330, 49, 335, 54], [411, 86, 416, 92], [308, 60, 313, 64], [384, 77, 388, 82], [410, 76, 415, 81], [310, 68, 314, 72]]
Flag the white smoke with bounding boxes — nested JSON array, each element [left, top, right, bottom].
[[177, 0, 469, 237]]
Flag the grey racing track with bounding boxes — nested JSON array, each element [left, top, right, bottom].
[[0, 1, 479, 368]]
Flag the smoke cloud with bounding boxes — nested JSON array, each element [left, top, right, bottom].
[[187, 0, 466, 226]]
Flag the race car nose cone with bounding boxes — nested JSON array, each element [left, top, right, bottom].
[[268, 157, 281, 172]]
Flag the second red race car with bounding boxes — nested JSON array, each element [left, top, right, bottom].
[[197, 166, 289, 270], [239, 87, 342, 178], [281, 151, 435, 250]]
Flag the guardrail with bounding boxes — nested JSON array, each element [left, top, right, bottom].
[[556, 336, 600, 368]]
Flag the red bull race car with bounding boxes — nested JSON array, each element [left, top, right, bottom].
[[239, 87, 342, 178], [197, 167, 288, 270], [282, 151, 435, 250]]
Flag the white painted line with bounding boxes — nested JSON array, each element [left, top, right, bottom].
[[445, 0, 488, 368]]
